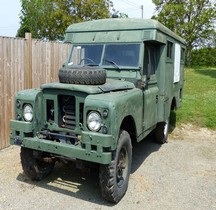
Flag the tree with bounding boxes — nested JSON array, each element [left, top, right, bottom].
[[17, 0, 114, 40], [118, 13, 129, 18], [152, 0, 216, 65]]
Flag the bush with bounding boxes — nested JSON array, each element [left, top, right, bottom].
[[191, 48, 216, 66]]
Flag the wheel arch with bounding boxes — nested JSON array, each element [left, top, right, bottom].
[[170, 97, 177, 130], [171, 97, 177, 111], [120, 115, 137, 145]]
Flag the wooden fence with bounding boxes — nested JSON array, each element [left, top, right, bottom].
[[0, 34, 71, 149]]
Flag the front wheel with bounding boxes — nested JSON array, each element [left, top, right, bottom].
[[20, 148, 55, 181], [99, 130, 132, 203]]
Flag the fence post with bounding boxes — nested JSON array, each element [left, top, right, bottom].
[[24, 33, 32, 89]]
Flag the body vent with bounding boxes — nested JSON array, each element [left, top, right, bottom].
[[143, 30, 152, 40]]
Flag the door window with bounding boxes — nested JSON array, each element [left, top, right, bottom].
[[144, 44, 156, 77]]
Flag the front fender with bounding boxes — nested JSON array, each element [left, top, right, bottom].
[[85, 88, 143, 149]]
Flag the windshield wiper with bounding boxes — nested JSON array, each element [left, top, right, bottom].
[[84, 63, 99, 67], [103, 59, 120, 70]]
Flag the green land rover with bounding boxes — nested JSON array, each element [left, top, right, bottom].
[[10, 18, 186, 203]]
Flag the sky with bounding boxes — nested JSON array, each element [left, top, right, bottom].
[[0, 0, 155, 37], [112, 0, 155, 19]]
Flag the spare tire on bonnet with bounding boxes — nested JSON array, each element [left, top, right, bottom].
[[59, 67, 106, 85]]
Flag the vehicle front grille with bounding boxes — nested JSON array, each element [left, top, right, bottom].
[[59, 95, 76, 129]]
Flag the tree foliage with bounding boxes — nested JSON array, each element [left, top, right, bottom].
[[17, 0, 114, 40], [152, 0, 216, 65]]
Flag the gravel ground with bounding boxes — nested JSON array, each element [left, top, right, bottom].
[[0, 124, 216, 210]]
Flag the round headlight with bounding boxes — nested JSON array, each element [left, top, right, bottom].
[[87, 112, 101, 131], [23, 104, 33, 122]]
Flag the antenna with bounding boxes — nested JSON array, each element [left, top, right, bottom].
[[141, 5, 143, 19]]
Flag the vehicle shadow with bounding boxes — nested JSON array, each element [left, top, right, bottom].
[[16, 136, 162, 205], [16, 161, 110, 206], [131, 135, 162, 173], [194, 69, 216, 79]]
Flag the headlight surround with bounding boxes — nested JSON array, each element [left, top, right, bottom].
[[23, 104, 33, 122], [16, 100, 21, 109], [87, 111, 101, 131]]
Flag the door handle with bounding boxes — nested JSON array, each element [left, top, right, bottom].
[[156, 95, 158, 103]]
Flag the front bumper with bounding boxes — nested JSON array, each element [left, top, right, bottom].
[[10, 120, 113, 164]]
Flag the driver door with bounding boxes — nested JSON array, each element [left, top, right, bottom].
[[143, 44, 159, 131]]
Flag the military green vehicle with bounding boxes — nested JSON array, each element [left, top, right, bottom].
[[10, 18, 186, 203]]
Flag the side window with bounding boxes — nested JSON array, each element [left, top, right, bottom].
[[144, 44, 156, 76], [181, 47, 185, 61], [167, 41, 173, 59]]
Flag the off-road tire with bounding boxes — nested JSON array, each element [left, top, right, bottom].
[[20, 148, 55, 181], [99, 130, 132, 203], [59, 67, 106, 85], [154, 119, 170, 144]]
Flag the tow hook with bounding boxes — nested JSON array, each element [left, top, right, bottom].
[[14, 136, 22, 145]]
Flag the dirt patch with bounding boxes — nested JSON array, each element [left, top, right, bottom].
[[131, 173, 149, 193], [171, 123, 216, 142]]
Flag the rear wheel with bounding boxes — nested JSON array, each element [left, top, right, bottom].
[[99, 130, 132, 203], [154, 119, 170, 144], [20, 148, 55, 181]]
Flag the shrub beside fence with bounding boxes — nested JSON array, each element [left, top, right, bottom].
[[0, 34, 71, 149]]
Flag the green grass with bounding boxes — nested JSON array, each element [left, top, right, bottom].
[[176, 67, 216, 130]]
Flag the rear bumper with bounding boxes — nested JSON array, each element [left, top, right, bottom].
[[10, 120, 112, 164]]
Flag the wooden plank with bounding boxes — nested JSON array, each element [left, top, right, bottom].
[[24, 33, 32, 89], [0, 37, 3, 149]]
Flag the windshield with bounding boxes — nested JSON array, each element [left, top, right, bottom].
[[68, 43, 140, 68], [103, 44, 140, 67], [68, 45, 103, 66]]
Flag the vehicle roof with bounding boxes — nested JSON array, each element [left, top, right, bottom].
[[65, 18, 185, 44]]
